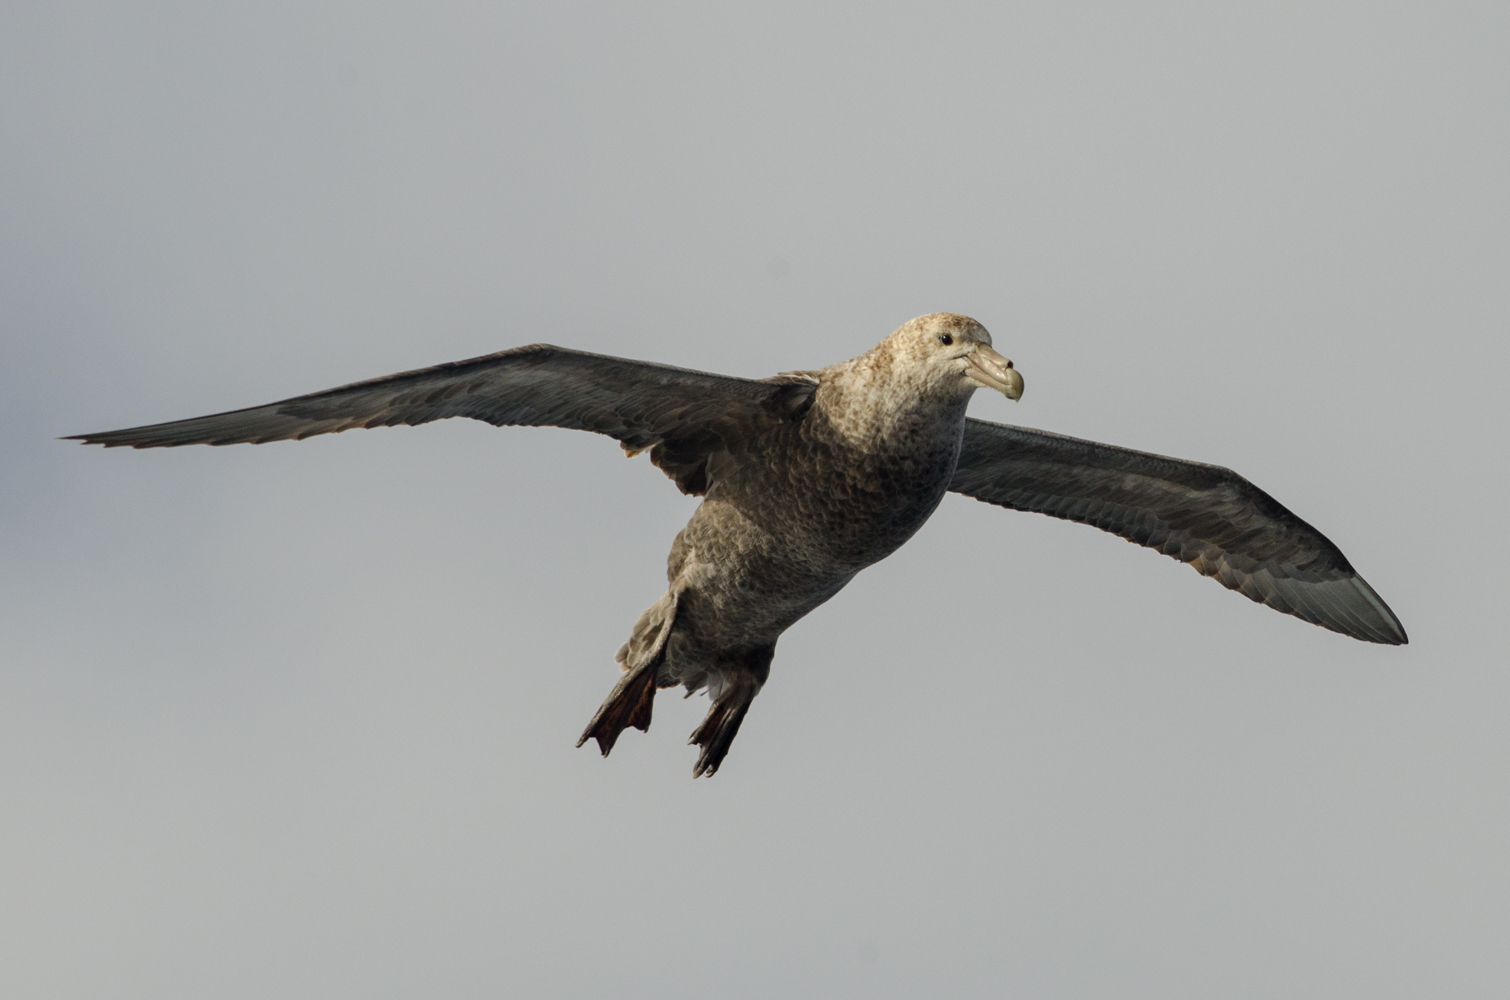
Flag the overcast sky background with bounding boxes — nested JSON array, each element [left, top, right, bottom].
[[2, 3, 1507, 997]]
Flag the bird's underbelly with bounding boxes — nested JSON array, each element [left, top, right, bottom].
[[665, 468, 950, 648]]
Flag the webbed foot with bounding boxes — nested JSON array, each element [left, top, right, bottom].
[[577, 662, 659, 757]]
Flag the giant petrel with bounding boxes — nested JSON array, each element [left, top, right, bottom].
[[69, 313, 1406, 775]]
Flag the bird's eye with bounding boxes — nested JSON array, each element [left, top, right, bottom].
[[938, 334, 954, 346]]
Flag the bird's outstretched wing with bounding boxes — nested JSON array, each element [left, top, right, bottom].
[[66, 345, 818, 496], [949, 419, 1406, 644]]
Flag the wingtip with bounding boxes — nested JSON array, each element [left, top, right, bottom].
[[63, 435, 154, 450], [1228, 565, 1408, 646], [1347, 575, 1408, 646]]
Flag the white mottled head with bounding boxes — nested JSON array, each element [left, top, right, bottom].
[[865, 313, 1024, 404]]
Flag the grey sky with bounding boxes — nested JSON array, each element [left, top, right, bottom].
[[2, 3, 1507, 997]]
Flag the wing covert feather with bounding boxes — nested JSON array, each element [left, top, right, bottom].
[[949, 419, 1406, 644], [66, 345, 817, 495]]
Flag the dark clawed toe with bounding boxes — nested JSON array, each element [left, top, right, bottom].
[[688, 688, 756, 778]]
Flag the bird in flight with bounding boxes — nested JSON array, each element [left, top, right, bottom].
[[69, 313, 1406, 776]]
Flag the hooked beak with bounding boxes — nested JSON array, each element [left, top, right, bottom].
[[965, 344, 1024, 401]]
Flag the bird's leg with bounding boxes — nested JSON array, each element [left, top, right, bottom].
[[576, 593, 678, 757], [688, 684, 755, 778], [688, 645, 774, 778]]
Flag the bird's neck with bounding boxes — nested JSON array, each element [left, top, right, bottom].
[[819, 361, 970, 455]]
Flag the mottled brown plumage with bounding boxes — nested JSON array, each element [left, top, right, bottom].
[[68, 313, 1405, 776]]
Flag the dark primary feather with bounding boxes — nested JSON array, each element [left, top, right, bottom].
[[65, 344, 817, 496], [949, 419, 1407, 644]]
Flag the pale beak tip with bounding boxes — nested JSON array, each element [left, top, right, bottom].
[[965, 345, 1025, 400], [1003, 368, 1024, 401]]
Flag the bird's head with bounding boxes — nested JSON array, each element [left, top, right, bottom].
[[879, 313, 1024, 403]]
